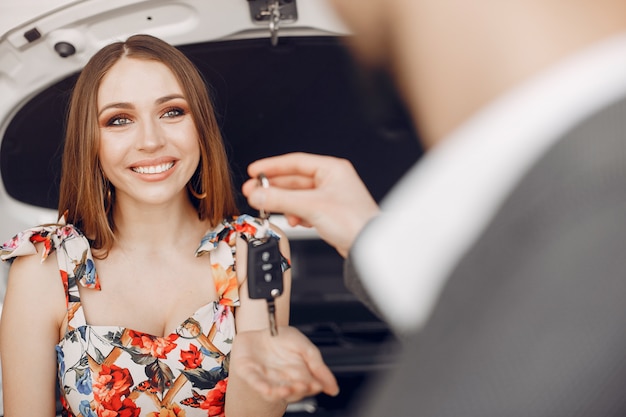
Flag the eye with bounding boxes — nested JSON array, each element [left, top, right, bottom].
[[161, 107, 185, 119], [106, 114, 133, 126]]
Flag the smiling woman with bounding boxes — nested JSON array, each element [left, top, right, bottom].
[[0, 34, 338, 417], [58, 35, 237, 255], [95, 58, 204, 243]]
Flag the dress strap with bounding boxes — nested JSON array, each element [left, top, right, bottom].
[[194, 215, 291, 306], [1, 219, 100, 330]]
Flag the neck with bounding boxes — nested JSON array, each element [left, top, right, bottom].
[[111, 195, 207, 249], [386, 0, 626, 148]]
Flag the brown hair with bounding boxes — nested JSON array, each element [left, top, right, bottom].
[[58, 34, 238, 255]]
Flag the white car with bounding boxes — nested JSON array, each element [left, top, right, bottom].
[[0, 1, 421, 414]]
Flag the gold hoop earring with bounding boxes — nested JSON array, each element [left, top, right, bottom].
[[187, 181, 207, 200], [104, 186, 113, 215]]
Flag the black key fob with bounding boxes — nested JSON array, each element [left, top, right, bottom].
[[247, 236, 283, 300]]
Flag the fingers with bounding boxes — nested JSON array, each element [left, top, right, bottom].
[[242, 152, 378, 257], [247, 152, 340, 179], [276, 328, 340, 397], [300, 342, 340, 396], [285, 214, 311, 228], [242, 175, 315, 198], [244, 364, 329, 403], [242, 177, 315, 226], [244, 181, 321, 220], [242, 151, 359, 220], [311, 362, 340, 397]]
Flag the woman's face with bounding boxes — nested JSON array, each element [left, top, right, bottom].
[[97, 57, 201, 210]]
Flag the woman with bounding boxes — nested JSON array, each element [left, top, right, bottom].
[[0, 34, 337, 416]]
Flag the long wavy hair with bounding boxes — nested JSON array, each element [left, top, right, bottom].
[[58, 34, 238, 256]]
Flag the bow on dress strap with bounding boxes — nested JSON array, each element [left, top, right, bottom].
[[1, 216, 100, 292]]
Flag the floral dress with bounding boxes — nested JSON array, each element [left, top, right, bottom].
[[0, 214, 290, 417]]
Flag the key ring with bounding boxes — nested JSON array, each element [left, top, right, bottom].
[[258, 173, 270, 220]]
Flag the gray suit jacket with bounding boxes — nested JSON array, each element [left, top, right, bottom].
[[345, 95, 626, 416]]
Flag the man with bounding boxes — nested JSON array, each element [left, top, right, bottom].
[[242, 0, 626, 415]]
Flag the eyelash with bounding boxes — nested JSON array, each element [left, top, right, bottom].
[[104, 107, 186, 126], [161, 106, 186, 119], [106, 114, 132, 126]]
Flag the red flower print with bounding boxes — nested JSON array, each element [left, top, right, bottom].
[[234, 221, 258, 237], [93, 365, 139, 416], [96, 396, 140, 417], [93, 365, 133, 403], [180, 343, 203, 369], [200, 378, 228, 417], [128, 330, 178, 358], [29, 232, 53, 256]]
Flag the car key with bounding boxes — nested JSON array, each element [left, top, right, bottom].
[[247, 234, 283, 335], [247, 173, 283, 336]]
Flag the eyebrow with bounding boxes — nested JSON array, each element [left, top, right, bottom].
[[98, 94, 187, 117]]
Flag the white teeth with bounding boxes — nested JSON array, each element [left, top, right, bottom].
[[132, 162, 174, 174]]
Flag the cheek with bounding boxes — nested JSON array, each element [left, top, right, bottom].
[[179, 127, 202, 165], [97, 136, 125, 177]]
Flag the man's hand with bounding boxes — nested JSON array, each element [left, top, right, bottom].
[[242, 152, 380, 257]]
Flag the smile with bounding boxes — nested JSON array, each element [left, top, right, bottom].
[[131, 162, 175, 174]]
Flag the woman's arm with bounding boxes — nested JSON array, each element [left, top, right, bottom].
[[225, 224, 293, 416], [234, 223, 292, 334], [226, 225, 339, 416], [0, 251, 67, 416]]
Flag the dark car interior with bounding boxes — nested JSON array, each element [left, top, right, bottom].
[[1, 35, 423, 415]]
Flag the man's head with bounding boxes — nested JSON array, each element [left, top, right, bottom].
[[328, 0, 626, 145]]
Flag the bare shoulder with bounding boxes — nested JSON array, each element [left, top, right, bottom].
[[6, 245, 62, 286], [2, 246, 67, 329]]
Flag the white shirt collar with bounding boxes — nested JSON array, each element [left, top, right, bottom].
[[353, 31, 626, 335]]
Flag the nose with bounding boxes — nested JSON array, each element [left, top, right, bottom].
[[136, 118, 166, 152]]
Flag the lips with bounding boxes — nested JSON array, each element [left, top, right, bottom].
[[131, 161, 175, 174]]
